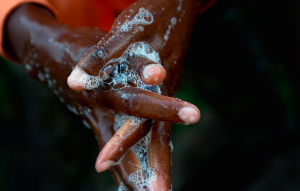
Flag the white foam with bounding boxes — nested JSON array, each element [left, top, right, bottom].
[[113, 115, 129, 132], [97, 49, 104, 58], [78, 73, 101, 90], [125, 42, 161, 64], [118, 182, 130, 191], [125, 129, 158, 190], [120, 8, 154, 33], [80, 41, 162, 93], [130, 117, 146, 126], [128, 168, 157, 191]]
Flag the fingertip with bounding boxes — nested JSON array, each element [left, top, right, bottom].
[[178, 106, 201, 124], [142, 64, 166, 84], [96, 159, 115, 173], [67, 68, 86, 91], [149, 181, 165, 191]]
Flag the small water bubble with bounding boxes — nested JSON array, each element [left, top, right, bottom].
[[120, 21, 133, 32], [25, 64, 32, 71], [44, 67, 50, 73], [138, 26, 144, 32], [119, 63, 129, 72], [59, 97, 65, 103], [38, 73, 45, 82], [171, 17, 177, 25], [48, 79, 53, 87], [54, 90, 59, 96], [164, 35, 168, 41], [83, 120, 91, 129], [127, 78, 137, 86]]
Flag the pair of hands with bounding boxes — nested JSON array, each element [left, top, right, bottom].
[[5, 0, 202, 190]]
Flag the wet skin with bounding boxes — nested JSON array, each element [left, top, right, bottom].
[[4, 0, 202, 190]]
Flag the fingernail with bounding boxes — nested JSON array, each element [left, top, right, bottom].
[[143, 64, 166, 83], [67, 68, 85, 90], [178, 107, 199, 124], [96, 160, 114, 172]]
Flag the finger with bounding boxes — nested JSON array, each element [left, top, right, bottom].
[[85, 112, 142, 189], [96, 118, 152, 172], [109, 167, 122, 187], [67, 67, 87, 91], [103, 87, 201, 124], [142, 64, 166, 84], [67, 47, 166, 90], [67, 9, 161, 91], [68, 7, 155, 80], [112, 150, 142, 190], [66, 25, 136, 91], [83, 113, 115, 148], [148, 121, 172, 191], [129, 57, 166, 85]]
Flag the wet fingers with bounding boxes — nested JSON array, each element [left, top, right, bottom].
[[96, 118, 152, 172], [68, 41, 167, 91], [105, 87, 200, 124], [129, 57, 166, 85], [148, 121, 172, 191]]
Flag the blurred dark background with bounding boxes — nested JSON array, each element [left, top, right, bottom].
[[1, 0, 300, 190]]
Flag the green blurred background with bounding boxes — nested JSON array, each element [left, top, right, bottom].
[[1, 0, 300, 190]]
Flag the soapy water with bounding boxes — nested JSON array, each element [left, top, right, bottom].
[[79, 41, 162, 95], [164, 17, 177, 42], [113, 116, 156, 190], [26, 39, 167, 190], [116, 128, 158, 191], [76, 41, 164, 190], [120, 8, 154, 33], [118, 182, 130, 191], [177, 0, 183, 11]]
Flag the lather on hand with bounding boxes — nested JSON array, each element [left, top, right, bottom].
[[4, 0, 203, 189]]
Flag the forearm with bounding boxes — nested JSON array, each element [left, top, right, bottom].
[[3, 3, 59, 62]]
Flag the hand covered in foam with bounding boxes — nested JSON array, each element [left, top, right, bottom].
[[5, 3, 201, 190], [66, 0, 204, 190]]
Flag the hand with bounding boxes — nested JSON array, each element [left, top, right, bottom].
[[66, 0, 203, 190], [4, 3, 201, 190]]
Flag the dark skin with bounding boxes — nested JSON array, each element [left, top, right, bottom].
[[4, 0, 202, 190]]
